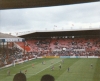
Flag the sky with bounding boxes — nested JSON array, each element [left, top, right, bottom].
[[0, 1, 100, 34]]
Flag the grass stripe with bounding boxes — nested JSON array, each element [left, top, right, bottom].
[[0, 58, 100, 81]]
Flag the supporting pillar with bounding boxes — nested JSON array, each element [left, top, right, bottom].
[[24, 41, 26, 56], [6, 42, 9, 61]]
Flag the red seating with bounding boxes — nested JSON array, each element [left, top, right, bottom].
[[16, 42, 31, 52]]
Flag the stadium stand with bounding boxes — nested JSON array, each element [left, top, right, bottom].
[[0, 33, 25, 67], [25, 37, 100, 57]]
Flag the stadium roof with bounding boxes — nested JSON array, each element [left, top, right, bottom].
[[0, 32, 24, 42], [0, 32, 21, 38], [18, 29, 100, 38], [0, 0, 99, 10], [0, 33, 20, 38]]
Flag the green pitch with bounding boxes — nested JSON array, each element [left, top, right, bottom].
[[0, 58, 100, 81]]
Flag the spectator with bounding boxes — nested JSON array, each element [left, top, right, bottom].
[[41, 74, 55, 81], [13, 73, 26, 81]]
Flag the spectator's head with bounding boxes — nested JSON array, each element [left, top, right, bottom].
[[41, 74, 55, 81], [13, 73, 26, 81]]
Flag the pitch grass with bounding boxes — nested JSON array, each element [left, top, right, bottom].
[[0, 58, 100, 81]]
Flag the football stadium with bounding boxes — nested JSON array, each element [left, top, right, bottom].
[[0, 0, 100, 81]]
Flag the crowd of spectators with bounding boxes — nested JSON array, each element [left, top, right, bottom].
[[0, 42, 37, 67], [0, 46, 23, 67], [26, 37, 100, 56]]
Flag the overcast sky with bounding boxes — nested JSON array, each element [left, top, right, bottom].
[[0, 1, 100, 34]]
